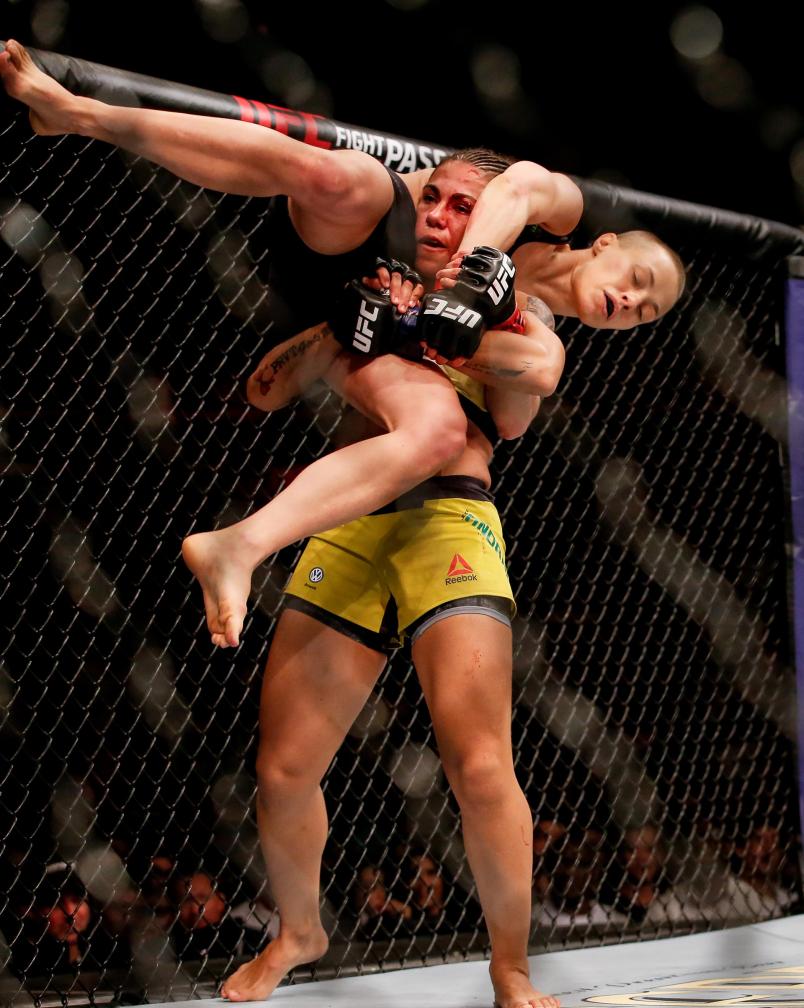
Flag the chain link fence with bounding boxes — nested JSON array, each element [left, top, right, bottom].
[[1, 77, 802, 1005]]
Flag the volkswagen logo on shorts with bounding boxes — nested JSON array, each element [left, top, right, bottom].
[[308, 566, 325, 583]]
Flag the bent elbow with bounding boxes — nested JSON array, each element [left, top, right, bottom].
[[496, 420, 530, 440], [524, 366, 560, 398], [539, 369, 561, 398], [245, 381, 267, 411], [502, 160, 553, 202], [534, 347, 564, 397], [246, 375, 279, 412]]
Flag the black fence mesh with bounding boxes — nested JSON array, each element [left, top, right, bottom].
[[1, 96, 802, 1005]]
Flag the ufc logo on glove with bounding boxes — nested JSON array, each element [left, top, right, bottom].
[[422, 298, 482, 328], [352, 300, 380, 352], [488, 257, 515, 306]]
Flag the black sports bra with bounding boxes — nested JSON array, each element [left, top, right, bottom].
[[509, 223, 575, 255]]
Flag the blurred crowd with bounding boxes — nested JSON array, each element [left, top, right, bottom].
[[0, 841, 461, 978], [531, 819, 799, 930], [0, 818, 799, 979]]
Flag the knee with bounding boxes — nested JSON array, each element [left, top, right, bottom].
[[404, 408, 467, 475], [256, 751, 320, 805], [306, 151, 352, 200], [432, 410, 468, 465], [443, 749, 513, 810], [304, 150, 368, 213]]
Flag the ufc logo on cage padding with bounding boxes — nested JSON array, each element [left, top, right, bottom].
[[489, 257, 515, 306], [353, 299, 379, 352], [423, 297, 482, 328]]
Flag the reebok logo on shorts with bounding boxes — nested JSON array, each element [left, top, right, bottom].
[[447, 554, 473, 576], [445, 553, 477, 586]]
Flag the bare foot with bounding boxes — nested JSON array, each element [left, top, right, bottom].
[[182, 529, 254, 647], [491, 961, 560, 1008], [221, 928, 329, 1002], [0, 39, 79, 135]]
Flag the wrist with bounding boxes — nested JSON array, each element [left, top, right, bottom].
[[495, 306, 525, 334]]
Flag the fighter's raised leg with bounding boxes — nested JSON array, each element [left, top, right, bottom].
[[0, 39, 399, 253], [182, 352, 467, 647]]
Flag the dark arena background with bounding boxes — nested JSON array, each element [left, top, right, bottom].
[[1, 3, 804, 1006]]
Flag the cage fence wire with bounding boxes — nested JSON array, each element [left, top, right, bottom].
[[0, 76, 802, 1006]]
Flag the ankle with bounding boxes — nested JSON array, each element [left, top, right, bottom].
[[278, 921, 328, 944], [72, 96, 100, 138], [489, 956, 530, 974]]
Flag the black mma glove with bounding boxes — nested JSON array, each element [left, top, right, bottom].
[[374, 256, 422, 291], [453, 246, 518, 328], [418, 247, 520, 359], [329, 278, 402, 356], [418, 291, 485, 360]]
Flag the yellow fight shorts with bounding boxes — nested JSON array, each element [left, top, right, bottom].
[[284, 475, 515, 653]]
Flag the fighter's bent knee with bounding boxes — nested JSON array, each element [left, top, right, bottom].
[[303, 150, 392, 220], [408, 408, 466, 473]]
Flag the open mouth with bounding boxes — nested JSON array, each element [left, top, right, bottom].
[[419, 236, 447, 249], [604, 292, 615, 319]]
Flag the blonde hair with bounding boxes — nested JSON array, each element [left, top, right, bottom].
[[618, 230, 687, 301]]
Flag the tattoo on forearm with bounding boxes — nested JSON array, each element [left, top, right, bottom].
[[463, 361, 527, 379], [256, 326, 327, 395], [523, 295, 556, 331]]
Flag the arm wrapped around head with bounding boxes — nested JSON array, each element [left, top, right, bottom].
[[418, 246, 522, 358]]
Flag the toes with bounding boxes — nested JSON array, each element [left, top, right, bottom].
[[203, 596, 224, 637], [224, 615, 242, 648], [209, 622, 229, 644], [202, 592, 217, 622]]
